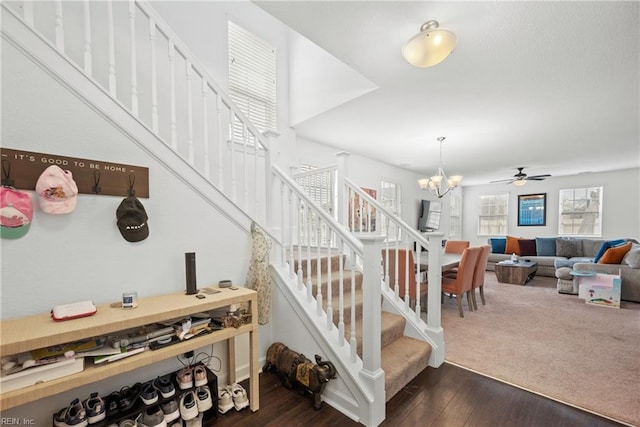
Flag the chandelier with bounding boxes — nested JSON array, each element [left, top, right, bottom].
[[417, 137, 463, 198], [401, 20, 457, 68]]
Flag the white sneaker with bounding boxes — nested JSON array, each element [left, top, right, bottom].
[[179, 390, 199, 421], [217, 387, 233, 414], [195, 386, 212, 412], [193, 365, 208, 387], [230, 384, 249, 411]]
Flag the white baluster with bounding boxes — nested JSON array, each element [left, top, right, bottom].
[[297, 198, 304, 290], [202, 79, 210, 179], [129, 0, 138, 116], [326, 227, 333, 331], [230, 114, 237, 202], [186, 60, 194, 165], [306, 206, 313, 302], [83, 0, 92, 76], [242, 124, 249, 211], [315, 218, 323, 315], [107, 0, 116, 96], [149, 18, 158, 133], [350, 251, 357, 362], [280, 181, 287, 270], [254, 134, 259, 216], [54, 0, 64, 52], [338, 240, 345, 345], [216, 96, 224, 190], [168, 40, 177, 150], [23, 0, 34, 26]]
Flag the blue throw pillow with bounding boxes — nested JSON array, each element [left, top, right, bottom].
[[535, 237, 556, 256], [594, 239, 626, 263], [489, 238, 506, 254]]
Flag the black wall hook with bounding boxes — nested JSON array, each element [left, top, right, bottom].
[[92, 170, 102, 194], [127, 174, 136, 197], [1, 159, 14, 187]]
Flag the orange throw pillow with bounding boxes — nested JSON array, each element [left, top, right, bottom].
[[505, 235, 521, 255], [598, 242, 632, 264]]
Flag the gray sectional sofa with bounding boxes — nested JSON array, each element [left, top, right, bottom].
[[486, 236, 640, 303]]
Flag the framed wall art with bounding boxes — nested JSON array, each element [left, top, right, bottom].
[[518, 193, 546, 226]]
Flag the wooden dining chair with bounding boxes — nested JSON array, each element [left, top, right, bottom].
[[470, 245, 491, 310], [441, 247, 481, 318], [381, 248, 427, 310]]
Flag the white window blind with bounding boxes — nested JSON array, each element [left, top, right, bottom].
[[449, 192, 462, 239], [228, 21, 277, 136]]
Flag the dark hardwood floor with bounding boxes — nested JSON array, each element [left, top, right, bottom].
[[207, 363, 624, 427]]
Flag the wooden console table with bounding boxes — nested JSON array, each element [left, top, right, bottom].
[[0, 287, 259, 411]]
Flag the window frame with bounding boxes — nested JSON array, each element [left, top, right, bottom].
[[558, 186, 603, 237], [477, 193, 509, 236]]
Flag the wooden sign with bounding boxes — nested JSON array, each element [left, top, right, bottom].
[[0, 148, 149, 198]]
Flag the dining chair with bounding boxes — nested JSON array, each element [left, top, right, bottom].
[[442, 240, 470, 276], [381, 248, 427, 310], [444, 240, 470, 254], [470, 245, 491, 310], [441, 247, 481, 318]]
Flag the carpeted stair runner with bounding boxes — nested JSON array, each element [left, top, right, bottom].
[[294, 254, 432, 401]]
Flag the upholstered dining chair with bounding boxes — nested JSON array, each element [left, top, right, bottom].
[[381, 248, 427, 310], [441, 247, 481, 318], [444, 240, 470, 254], [470, 245, 491, 310], [442, 240, 471, 276]]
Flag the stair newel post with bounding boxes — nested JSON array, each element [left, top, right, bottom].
[[359, 235, 386, 426], [426, 233, 444, 328]]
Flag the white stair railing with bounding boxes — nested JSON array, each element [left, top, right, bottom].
[[3, 0, 272, 225]]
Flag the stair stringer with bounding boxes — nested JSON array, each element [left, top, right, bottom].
[[380, 287, 445, 367], [2, 8, 256, 235], [270, 263, 384, 427]]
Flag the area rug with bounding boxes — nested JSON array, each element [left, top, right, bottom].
[[440, 272, 640, 426]]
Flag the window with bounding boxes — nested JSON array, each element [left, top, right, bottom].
[[558, 187, 603, 236], [295, 164, 336, 247], [478, 194, 508, 236], [228, 21, 277, 139], [449, 192, 462, 238], [380, 180, 401, 239]]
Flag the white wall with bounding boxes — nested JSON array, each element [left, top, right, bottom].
[[461, 168, 640, 247]]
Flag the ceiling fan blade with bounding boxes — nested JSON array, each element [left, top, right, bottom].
[[490, 178, 515, 183], [526, 174, 551, 180]]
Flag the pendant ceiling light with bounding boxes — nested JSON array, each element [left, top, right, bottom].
[[402, 20, 457, 68], [417, 137, 463, 198]]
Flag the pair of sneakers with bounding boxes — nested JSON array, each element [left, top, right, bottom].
[[217, 383, 249, 414], [176, 365, 208, 390], [54, 393, 106, 427], [179, 385, 213, 420]]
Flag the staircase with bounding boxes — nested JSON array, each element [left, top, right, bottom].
[[1, 2, 447, 425], [294, 253, 432, 401]]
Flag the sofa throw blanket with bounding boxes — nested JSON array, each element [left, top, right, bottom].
[[246, 223, 272, 325]]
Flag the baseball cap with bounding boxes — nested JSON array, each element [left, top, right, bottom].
[[1, 187, 33, 239], [35, 165, 78, 214], [116, 196, 149, 242]]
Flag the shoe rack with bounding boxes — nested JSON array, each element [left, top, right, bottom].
[[0, 287, 259, 412]]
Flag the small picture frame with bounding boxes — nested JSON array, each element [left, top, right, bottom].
[[518, 193, 546, 226]]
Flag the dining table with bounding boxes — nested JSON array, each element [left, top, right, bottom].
[[418, 252, 462, 272]]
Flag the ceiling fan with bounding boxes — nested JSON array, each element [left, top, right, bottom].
[[491, 167, 551, 186]]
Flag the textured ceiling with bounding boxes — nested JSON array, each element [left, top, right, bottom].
[[256, 1, 639, 186]]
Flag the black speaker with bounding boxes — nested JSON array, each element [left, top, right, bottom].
[[185, 252, 197, 295]]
